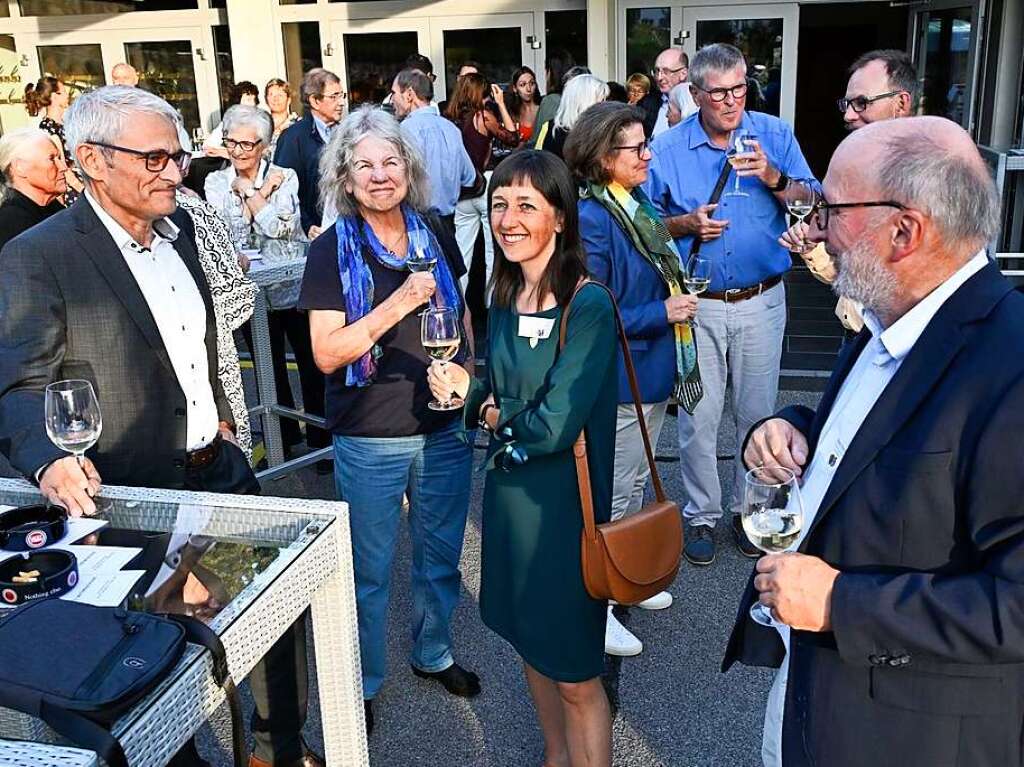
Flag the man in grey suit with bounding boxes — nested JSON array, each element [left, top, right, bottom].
[[0, 86, 321, 767]]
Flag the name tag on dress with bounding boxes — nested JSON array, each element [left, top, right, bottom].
[[518, 316, 555, 348]]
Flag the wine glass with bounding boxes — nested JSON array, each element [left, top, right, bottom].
[[407, 246, 437, 274], [725, 129, 757, 198], [684, 257, 711, 296], [742, 465, 805, 626], [44, 380, 110, 515], [785, 178, 818, 254], [421, 307, 464, 411]]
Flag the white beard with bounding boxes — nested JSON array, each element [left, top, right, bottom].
[[832, 236, 897, 320]]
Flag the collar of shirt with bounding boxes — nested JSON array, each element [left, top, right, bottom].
[[862, 250, 988, 363], [312, 114, 335, 144], [687, 109, 751, 151], [84, 191, 179, 253]]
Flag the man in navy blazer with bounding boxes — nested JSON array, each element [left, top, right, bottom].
[[724, 116, 1024, 767], [273, 68, 344, 239]]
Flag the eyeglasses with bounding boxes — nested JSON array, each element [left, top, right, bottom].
[[810, 199, 906, 230], [836, 91, 904, 114], [316, 91, 347, 102], [89, 142, 191, 174], [695, 83, 748, 102], [611, 140, 651, 159], [224, 138, 263, 152], [651, 66, 686, 77]]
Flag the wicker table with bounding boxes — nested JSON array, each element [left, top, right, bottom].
[[247, 254, 332, 481], [0, 739, 99, 767], [0, 478, 367, 767]]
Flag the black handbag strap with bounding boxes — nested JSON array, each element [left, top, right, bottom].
[[167, 614, 248, 767], [40, 700, 130, 767], [688, 159, 733, 258]]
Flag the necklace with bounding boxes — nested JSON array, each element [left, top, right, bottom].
[[380, 228, 408, 256]]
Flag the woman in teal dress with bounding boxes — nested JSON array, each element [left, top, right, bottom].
[[428, 150, 618, 766]]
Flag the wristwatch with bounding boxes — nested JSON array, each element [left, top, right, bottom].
[[478, 404, 497, 433], [243, 187, 258, 199], [769, 171, 789, 193]]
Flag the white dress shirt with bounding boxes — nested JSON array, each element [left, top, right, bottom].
[[652, 95, 670, 137], [761, 251, 989, 766], [84, 192, 220, 451]]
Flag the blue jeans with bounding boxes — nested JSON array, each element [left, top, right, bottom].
[[333, 421, 473, 699]]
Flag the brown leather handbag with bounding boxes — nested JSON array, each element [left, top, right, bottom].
[[560, 281, 683, 605]]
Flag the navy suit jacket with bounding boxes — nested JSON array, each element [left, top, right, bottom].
[[723, 262, 1024, 767], [579, 198, 674, 404], [273, 114, 325, 234], [637, 91, 663, 139]]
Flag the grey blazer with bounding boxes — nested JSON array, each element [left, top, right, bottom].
[[0, 196, 231, 489]]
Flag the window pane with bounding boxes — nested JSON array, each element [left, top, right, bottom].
[[20, 0, 196, 15], [920, 8, 972, 125], [283, 21, 322, 114], [37, 43, 105, 97], [442, 27, 522, 96], [0, 36, 21, 134], [545, 10, 587, 70], [124, 40, 200, 132], [695, 18, 784, 116], [0, 2, 8, 16], [625, 8, 670, 79], [344, 32, 417, 108], [213, 24, 235, 116]]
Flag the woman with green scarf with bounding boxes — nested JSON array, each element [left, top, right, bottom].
[[565, 101, 702, 658]]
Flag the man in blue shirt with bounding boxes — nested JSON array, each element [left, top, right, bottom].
[[644, 43, 816, 566], [391, 68, 476, 239]]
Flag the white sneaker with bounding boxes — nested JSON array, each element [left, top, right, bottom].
[[635, 590, 673, 611], [605, 607, 643, 656]]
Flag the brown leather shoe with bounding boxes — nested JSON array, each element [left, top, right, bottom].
[[248, 750, 324, 767]]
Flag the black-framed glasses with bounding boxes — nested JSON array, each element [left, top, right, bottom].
[[611, 140, 651, 159], [89, 142, 191, 174], [651, 65, 686, 77], [224, 138, 263, 152], [810, 199, 906, 230], [695, 83, 748, 103], [836, 90, 904, 114]]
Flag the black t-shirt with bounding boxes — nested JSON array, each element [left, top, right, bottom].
[[297, 216, 468, 438]]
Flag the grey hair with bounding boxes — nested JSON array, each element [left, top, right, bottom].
[[318, 105, 430, 219], [394, 68, 433, 103], [554, 74, 609, 131], [689, 43, 747, 90], [668, 82, 691, 111], [221, 104, 273, 146], [64, 85, 180, 167], [300, 67, 341, 108], [0, 127, 54, 200], [877, 132, 1001, 248]]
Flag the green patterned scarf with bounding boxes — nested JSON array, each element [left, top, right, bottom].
[[584, 181, 703, 414]]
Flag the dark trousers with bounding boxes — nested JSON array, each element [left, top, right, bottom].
[[186, 439, 309, 763], [243, 309, 329, 451], [437, 213, 456, 242]]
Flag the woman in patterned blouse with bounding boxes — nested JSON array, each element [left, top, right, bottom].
[[24, 76, 83, 203]]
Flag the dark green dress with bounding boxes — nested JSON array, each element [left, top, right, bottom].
[[464, 284, 618, 682]]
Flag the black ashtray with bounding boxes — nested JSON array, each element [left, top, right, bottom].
[[0, 504, 68, 552], [0, 549, 79, 607]]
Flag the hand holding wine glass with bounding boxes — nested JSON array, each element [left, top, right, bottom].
[[42, 380, 105, 517], [422, 307, 464, 411], [783, 179, 818, 253], [725, 129, 758, 198], [743, 465, 805, 626]]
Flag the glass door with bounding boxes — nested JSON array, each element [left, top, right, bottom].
[[911, 0, 980, 132], [428, 13, 536, 100], [329, 18, 429, 108], [123, 34, 207, 134], [679, 4, 798, 123]]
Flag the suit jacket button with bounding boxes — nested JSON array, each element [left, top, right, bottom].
[[173, 459, 184, 469], [868, 654, 880, 665]]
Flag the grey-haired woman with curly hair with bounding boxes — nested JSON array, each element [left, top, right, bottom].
[[296, 106, 477, 733]]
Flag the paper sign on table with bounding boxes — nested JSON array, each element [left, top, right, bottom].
[[61, 570, 145, 607], [53, 544, 142, 574]]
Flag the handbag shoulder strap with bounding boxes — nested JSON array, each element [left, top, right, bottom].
[[558, 280, 667, 541], [688, 158, 733, 258]]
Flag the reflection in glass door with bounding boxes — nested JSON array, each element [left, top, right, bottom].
[[125, 40, 200, 132], [914, 5, 977, 128], [430, 14, 534, 98], [624, 7, 671, 78], [37, 44, 105, 97], [344, 31, 419, 107], [680, 4, 798, 123]]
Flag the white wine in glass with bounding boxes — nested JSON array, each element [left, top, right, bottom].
[[684, 257, 711, 296], [725, 130, 757, 198], [422, 307, 464, 411], [407, 247, 437, 273], [742, 465, 805, 626]]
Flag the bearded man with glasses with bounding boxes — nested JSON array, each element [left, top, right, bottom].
[[643, 42, 817, 566], [0, 85, 321, 767]]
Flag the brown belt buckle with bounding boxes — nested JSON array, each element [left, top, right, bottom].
[[724, 287, 743, 303]]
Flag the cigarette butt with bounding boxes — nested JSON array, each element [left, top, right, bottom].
[[18, 570, 40, 578], [11, 576, 37, 584]]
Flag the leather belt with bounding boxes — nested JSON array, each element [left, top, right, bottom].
[[702, 274, 783, 303], [186, 434, 222, 470]]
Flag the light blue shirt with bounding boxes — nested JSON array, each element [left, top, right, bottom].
[[644, 110, 816, 292], [760, 251, 989, 767], [312, 114, 334, 145], [400, 105, 476, 216]]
